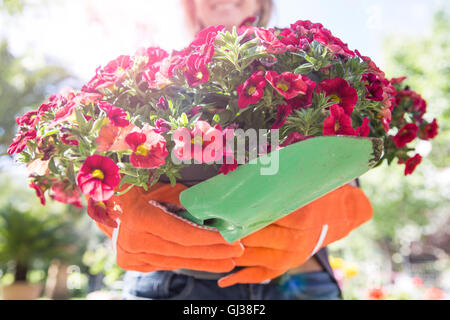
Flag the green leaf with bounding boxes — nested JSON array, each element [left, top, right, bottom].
[[41, 129, 59, 139]]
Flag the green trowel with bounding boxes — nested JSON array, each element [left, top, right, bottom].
[[179, 136, 383, 243]]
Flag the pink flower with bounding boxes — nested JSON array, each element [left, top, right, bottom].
[[51, 181, 83, 208], [173, 121, 223, 163], [29, 182, 46, 206], [255, 28, 287, 54], [87, 197, 122, 228], [125, 125, 168, 169], [98, 102, 130, 127], [185, 54, 209, 88], [76, 155, 120, 202], [8, 129, 37, 155]]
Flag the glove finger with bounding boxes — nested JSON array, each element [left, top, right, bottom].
[[241, 225, 304, 250], [274, 185, 351, 230], [121, 187, 237, 246], [344, 186, 373, 229], [119, 223, 245, 259], [218, 267, 284, 288], [116, 244, 237, 273], [233, 247, 309, 270]]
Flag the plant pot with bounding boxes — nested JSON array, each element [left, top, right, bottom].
[[1, 282, 42, 300]]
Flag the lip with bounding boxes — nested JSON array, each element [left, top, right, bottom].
[[210, 0, 241, 11]]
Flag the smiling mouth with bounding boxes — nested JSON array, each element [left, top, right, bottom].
[[211, 1, 241, 11]]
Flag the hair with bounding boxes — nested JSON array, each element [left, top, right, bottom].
[[181, 0, 274, 36]]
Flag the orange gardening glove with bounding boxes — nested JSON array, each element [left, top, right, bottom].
[[94, 183, 244, 274], [218, 185, 373, 288]]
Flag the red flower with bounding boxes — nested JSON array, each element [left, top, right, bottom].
[[16, 110, 40, 127], [185, 54, 209, 88], [314, 28, 355, 57], [53, 100, 76, 123], [153, 119, 171, 134], [391, 77, 407, 85], [266, 71, 307, 100], [380, 107, 392, 133], [237, 71, 267, 109], [255, 28, 287, 54], [219, 127, 238, 175], [125, 125, 168, 169], [191, 25, 225, 47], [395, 90, 427, 123], [323, 105, 356, 136], [87, 197, 122, 228], [317, 78, 358, 115], [8, 129, 37, 155], [356, 118, 371, 137], [29, 182, 46, 206], [189, 25, 224, 62], [393, 123, 419, 148], [84, 55, 133, 92], [271, 104, 293, 130], [135, 47, 168, 68], [285, 75, 316, 109], [368, 287, 387, 300], [76, 155, 120, 202], [61, 133, 79, 146], [399, 154, 422, 176], [290, 20, 324, 37], [51, 181, 83, 208], [280, 132, 311, 147], [98, 102, 130, 127], [362, 73, 384, 102], [419, 119, 439, 140], [156, 96, 169, 111]]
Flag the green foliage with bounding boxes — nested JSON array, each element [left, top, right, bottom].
[[332, 8, 450, 277], [0, 204, 79, 281], [383, 9, 450, 168], [0, 40, 70, 154]]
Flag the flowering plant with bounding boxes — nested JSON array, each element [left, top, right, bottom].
[[10, 19, 439, 226]]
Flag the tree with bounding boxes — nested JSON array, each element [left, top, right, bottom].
[[330, 8, 450, 287], [0, 40, 70, 154]]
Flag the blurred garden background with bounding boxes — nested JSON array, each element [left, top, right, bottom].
[[0, 0, 448, 300]]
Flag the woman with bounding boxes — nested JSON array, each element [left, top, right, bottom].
[[100, 0, 368, 300]]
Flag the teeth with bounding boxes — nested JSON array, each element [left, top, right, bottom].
[[214, 3, 237, 10]]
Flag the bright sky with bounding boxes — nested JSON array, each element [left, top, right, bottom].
[[0, 0, 446, 82]]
